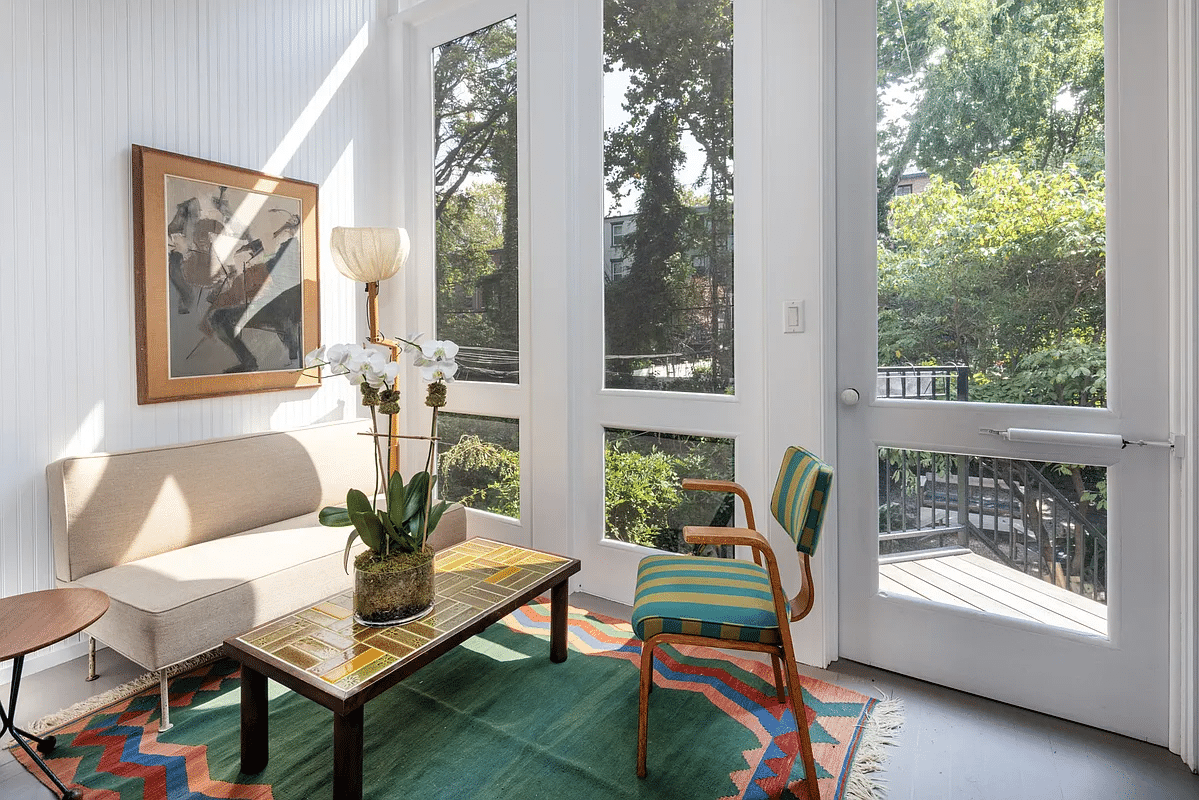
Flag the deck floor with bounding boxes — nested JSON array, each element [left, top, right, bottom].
[[878, 551, 1108, 637]]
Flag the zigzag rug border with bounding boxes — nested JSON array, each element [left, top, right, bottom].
[[25, 649, 226, 735]]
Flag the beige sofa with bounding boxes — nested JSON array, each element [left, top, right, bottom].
[[46, 418, 465, 730]]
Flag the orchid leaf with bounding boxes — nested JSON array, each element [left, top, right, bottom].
[[319, 505, 351, 527], [346, 488, 373, 516], [378, 509, 399, 540], [387, 471, 409, 529], [403, 472, 431, 523], [425, 500, 449, 537], [349, 509, 384, 551], [342, 530, 361, 572]]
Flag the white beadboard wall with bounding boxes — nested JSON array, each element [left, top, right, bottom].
[[1, 0, 394, 675]]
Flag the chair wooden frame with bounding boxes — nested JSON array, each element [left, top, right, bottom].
[[636, 477, 821, 800]]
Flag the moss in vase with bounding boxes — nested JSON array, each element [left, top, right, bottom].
[[353, 547, 436, 625], [353, 547, 435, 574]]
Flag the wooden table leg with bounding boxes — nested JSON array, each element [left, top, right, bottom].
[[334, 706, 364, 800], [240, 666, 268, 774], [550, 579, 568, 663]]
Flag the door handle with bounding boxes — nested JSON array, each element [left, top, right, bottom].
[[839, 388, 860, 406]]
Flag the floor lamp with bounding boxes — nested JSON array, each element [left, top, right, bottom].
[[330, 226, 411, 475]]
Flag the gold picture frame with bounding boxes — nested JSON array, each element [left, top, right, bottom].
[[132, 145, 320, 403]]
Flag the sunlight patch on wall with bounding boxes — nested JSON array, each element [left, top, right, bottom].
[[59, 403, 105, 459], [261, 23, 370, 177]]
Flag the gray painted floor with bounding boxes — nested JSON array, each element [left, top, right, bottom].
[[2, 592, 1197, 799]]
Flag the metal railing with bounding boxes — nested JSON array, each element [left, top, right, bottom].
[[878, 365, 969, 401], [876, 364, 1107, 603]]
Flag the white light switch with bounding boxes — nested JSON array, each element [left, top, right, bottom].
[[783, 300, 805, 333]]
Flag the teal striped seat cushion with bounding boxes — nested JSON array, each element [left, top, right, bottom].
[[632, 554, 782, 645]]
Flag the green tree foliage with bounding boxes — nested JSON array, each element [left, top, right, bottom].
[[433, 19, 519, 377], [604, 440, 684, 547], [436, 183, 505, 347], [604, 430, 735, 551], [879, 160, 1106, 405], [439, 434, 520, 518], [606, 107, 693, 357], [878, 0, 1104, 229]]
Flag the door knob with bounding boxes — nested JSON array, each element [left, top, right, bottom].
[[840, 388, 860, 406]]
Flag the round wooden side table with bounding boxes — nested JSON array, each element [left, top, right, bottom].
[[1, 587, 109, 800]]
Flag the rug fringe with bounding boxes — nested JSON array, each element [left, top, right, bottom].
[[842, 696, 904, 800], [26, 649, 224, 735]]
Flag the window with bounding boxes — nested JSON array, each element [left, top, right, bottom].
[[611, 221, 626, 247], [877, 3, 1105, 407], [433, 17, 519, 385], [603, 0, 734, 394], [603, 428, 735, 554], [437, 413, 520, 519]]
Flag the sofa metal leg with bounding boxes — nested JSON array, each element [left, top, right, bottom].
[[157, 670, 173, 732], [85, 637, 98, 682]]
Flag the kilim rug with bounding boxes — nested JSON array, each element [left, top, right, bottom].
[[12, 601, 901, 800]]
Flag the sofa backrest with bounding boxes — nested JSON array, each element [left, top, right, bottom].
[[47, 419, 377, 582]]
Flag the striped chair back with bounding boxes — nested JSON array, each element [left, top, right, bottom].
[[769, 446, 834, 555]]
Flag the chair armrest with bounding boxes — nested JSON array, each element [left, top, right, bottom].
[[683, 525, 770, 551], [681, 478, 743, 494], [681, 479, 756, 530]]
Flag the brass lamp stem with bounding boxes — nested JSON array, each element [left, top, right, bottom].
[[366, 281, 381, 343], [365, 281, 399, 475]]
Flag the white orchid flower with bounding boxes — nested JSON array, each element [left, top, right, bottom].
[[419, 340, 459, 363], [303, 346, 326, 368], [324, 343, 355, 369], [420, 360, 458, 383], [362, 359, 402, 389], [400, 332, 426, 356], [332, 346, 371, 383]]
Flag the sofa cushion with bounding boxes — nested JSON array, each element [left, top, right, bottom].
[[47, 419, 377, 582]]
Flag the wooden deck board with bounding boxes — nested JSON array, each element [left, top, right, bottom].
[[879, 552, 1107, 637], [888, 560, 1039, 621], [938, 556, 1107, 631]]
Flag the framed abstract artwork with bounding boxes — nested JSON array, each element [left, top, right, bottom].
[[132, 145, 320, 403]]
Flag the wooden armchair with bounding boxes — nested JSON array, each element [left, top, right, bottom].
[[631, 446, 834, 799]]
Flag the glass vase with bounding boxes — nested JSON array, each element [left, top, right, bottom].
[[353, 550, 436, 627]]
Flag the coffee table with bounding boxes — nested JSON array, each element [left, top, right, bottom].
[[223, 537, 581, 800], [1, 587, 110, 800]]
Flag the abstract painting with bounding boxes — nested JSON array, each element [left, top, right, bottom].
[[132, 146, 320, 403]]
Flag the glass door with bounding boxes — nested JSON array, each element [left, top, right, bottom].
[[836, 0, 1172, 741]]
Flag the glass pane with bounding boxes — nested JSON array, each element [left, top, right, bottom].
[[433, 18, 519, 384], [878, 447, 1107, 636], [603, 1, 734, 394], [876, 1, 1106, 407], [603, 428, 735, 554], [437, 413, 520, 519]]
